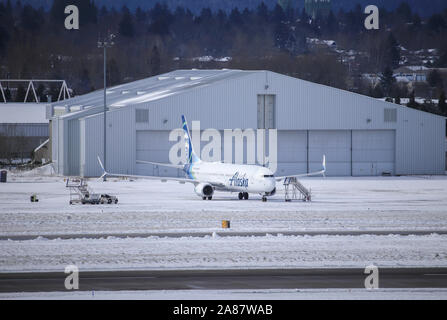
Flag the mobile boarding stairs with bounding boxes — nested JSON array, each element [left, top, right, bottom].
[[66, 178, 93, 204], [283, 177, 312, 202]]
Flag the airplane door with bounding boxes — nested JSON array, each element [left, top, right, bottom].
[[371, 162, 378, 176]]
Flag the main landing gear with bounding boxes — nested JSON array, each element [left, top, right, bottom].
[[262, 196, 267, 202], [202, 196, 213, 200], [238, 192, 249, 200]]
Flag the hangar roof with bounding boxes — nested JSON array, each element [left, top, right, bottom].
[[52, 69, 258, 119], [51, 69, 446, 121]]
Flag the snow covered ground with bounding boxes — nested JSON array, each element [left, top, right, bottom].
[[1, 173, 447, 236], [2, 288, 447, 300], [1, 171, 447, 272], [1, 233, 446, 272]]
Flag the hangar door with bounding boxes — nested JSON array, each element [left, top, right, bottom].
[[352, 130, 395, 176], [276, 131, 307, 176], [309, 130, 351, 176], [136, 130, 182, 177]]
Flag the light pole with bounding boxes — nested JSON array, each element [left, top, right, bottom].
[[98, 34, 115, 181]]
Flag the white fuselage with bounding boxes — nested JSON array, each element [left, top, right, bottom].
[[188, 161, 276, 194]]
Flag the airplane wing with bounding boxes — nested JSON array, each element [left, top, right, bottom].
[[136, 160, 184, 169], [98, 156, 196, 184], [98, 156, 228, 189], [275, 155, 326, 182]]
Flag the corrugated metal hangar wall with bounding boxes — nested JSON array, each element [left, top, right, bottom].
[[49, 70, 446, 177]]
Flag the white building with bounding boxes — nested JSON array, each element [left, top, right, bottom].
[[48, 69, 446, 177], [0, 103, 49, 161]]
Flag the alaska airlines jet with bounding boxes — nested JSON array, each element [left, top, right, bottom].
[[98, 115, 326, 201]]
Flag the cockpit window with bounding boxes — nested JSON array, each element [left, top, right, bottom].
[[264, 175, 275, 178]]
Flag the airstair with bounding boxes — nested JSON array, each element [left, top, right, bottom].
[[66, 178, 93, 204], [283, 177, 312, 202]]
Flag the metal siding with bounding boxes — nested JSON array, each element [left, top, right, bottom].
[[83, 114, 103, 177], [352, 130, 395, 176], [51, 119, 58, 170], [395, 108, 445, 175], [276, 131, 307, 176], [309, 130, 351, 176], [0, 123, 48, 137], [82, 108, 136, 177], [58, 119, 65, 175], [79, 119, 85, 177], [136, 130, 178, 177], [67, 119, 80, 176]]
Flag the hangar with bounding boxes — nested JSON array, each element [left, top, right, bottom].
[[0, 103, 50, 162], [48, 69, 446, 177]]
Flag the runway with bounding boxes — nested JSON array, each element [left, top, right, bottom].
[[1, 268, 447, 293], [1, 229, 446, 241]]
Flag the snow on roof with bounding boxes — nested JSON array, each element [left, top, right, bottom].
[[406, 66, 429, 71], [50, 69, 258, 118], [0, 103, 49, 124], [395, 76, 410, 83]]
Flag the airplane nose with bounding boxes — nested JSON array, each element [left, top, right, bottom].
[[269, 179, 276, 192]]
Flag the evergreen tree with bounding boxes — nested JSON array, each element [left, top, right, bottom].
[[15, 85, 26, 102], [324, 11, 338, 35], [0, 25, 9, 53], [427, 69, 443, 88], [439, 91, 447, 115], [396, 2, 412, 22], [379, 67, 396, 97], [148, 3, 172, 36], [107, 59, 121, 86], [407, 90, 419, 109], [271, 4, 285, 25], [437, 50, 447, 67], [384, 33, 401, 69], [427, 14, 446, 33], [135, 7, 146, 22], [119, 6, 135, 38], [36, 84, 45, 102], [21, 4, 44, 32], [229, 8, 242, 26], [256, 2, 268, 22], [79, 69, 92, 94], [4, 88, 11, 102], [150, 45, 161, 76]]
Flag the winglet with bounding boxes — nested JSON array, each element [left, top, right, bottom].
[[322, 155, 326, 178], [97, 155, 108, 181]]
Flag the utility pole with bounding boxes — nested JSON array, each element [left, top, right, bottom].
[[97, 33, 115, 181]]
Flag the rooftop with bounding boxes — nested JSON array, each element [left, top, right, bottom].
[[51, 69, 259, 118]]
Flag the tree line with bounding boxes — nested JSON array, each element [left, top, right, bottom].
[[0, 0, 446, 116]]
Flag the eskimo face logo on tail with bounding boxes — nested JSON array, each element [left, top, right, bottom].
[[229, 172, 249, 188]]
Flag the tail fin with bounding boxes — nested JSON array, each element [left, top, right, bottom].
[[181, 115, 200, 164]]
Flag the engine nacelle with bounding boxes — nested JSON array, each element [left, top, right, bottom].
[[194, 183, 214, 197]]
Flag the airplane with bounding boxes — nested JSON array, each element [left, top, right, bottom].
[[98, 115, 326, 202]]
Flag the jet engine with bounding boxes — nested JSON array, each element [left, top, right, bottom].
[[194, 183, 214, 198]]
